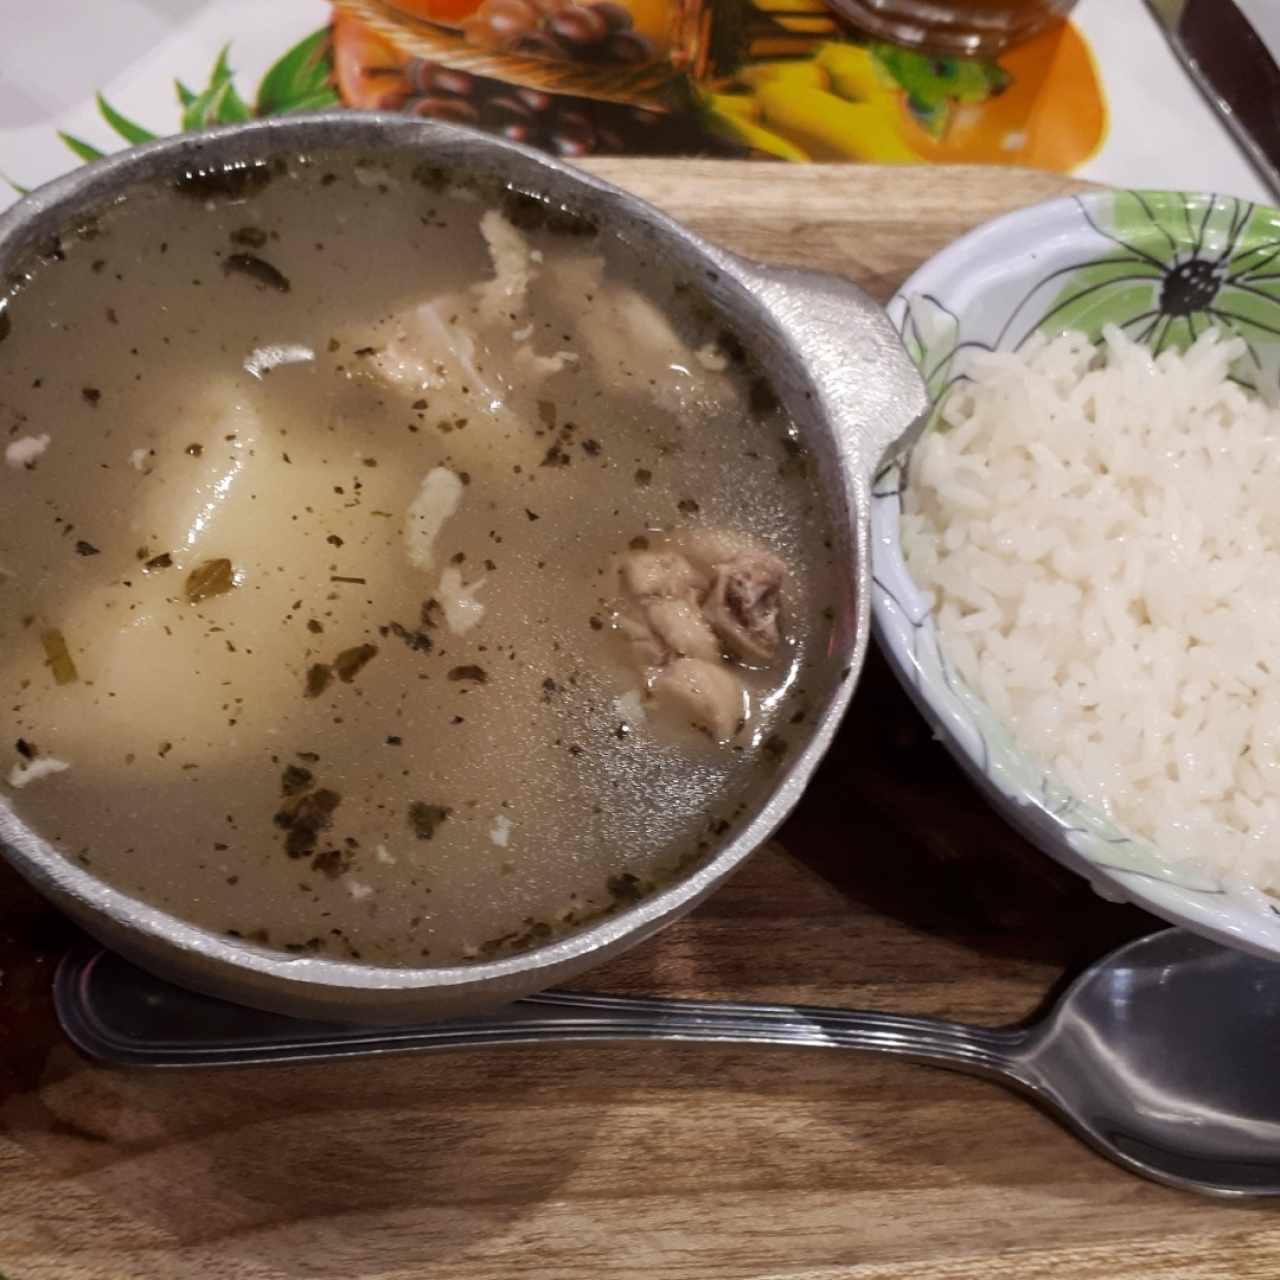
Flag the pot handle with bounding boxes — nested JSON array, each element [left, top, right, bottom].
[[728, 256, 928, 482]]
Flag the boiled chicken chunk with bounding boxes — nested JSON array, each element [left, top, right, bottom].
[[613, 531, 788, 743], [570, 280, 734, 416], [645, 598, 721, 664], [617, 550, 720, 667], [651, 657, 748, 742], [619, 550, 708, 601], [703, 552, 786, 662], [369, 297, 494, 400]]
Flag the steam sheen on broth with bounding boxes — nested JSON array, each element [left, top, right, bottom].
[[0, 155, 835, 965]]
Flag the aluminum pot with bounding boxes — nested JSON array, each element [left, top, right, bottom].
[[0, 114, 925, 1022]]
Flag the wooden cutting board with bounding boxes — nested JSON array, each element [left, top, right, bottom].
[[3, 162, 1277, 1280]]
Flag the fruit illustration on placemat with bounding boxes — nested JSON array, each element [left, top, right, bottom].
[[32, 0, 1105, 180], [331, 2, 734, 156], [700, 17, 1103, 165], [335, 0, 683, 106], [892, 21, 1104, 167], [336, 10, 730, 156]]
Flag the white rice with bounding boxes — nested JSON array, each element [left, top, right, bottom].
[[902, 325, 1280, 886]]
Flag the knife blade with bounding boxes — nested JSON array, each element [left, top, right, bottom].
[[1148, 0, 1280, 199]]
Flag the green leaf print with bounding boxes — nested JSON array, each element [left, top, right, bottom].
[[56, 132, 106, 163], [256, 28, 338, 116], [51, 28, 338, 173], [95, 93, 156, 144]]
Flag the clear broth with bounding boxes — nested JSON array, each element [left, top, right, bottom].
[[0, 154, 837, 964]]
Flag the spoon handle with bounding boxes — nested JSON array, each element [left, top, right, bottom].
[[431, 990, 1032, 1081], [56, 946, 1033, 1083]]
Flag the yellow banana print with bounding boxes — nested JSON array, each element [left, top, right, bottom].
[[706, 92, 761, 122], [707, 109, 812, 161], [735, 59, 830, 91], [755, 85, 920, 162], [814, 43, 894, 104]]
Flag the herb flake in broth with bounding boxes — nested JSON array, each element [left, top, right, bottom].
[[184, 558, 235, 603], [40, 629, 78, 685], [222, 252, 291, 293]]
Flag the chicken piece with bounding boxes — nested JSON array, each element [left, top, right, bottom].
[[645, 598, 721, 663], [369, 209, 568, 404], [650, 658, 747, 742], [619, 550, 708, 601], [362, 290, 565, 480], [437, 565, 486, 635], [615, 613, 667, 668], [703, 551, 787, 662], [473, 209, 537, 322], [369, 297, 494, 400], [611, 536, 785, 745], [615, 550, 718, 668], [574, 283, 733, 415], [513, 345, 578, 380], [405, 466, 464, 572]]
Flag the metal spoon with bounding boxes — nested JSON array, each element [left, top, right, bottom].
[[54, 928, 1280, 1197]]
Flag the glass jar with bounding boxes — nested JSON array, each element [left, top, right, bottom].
[[826, 0, 1079, 57]]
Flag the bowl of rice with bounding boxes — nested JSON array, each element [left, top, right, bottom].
[[872, 188, 1280, 956]]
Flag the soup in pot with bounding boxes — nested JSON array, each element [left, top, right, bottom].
[[0, 153, 837, 964]]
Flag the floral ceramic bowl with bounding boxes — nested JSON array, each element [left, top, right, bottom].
[[871, 188, 1280, 958]]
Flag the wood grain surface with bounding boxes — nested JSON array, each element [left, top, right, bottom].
[[4, 162, 1279, 1280]]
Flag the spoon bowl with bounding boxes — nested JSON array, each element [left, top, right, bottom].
[[55, 928, 1280, 1196], [1023, 928, 1280, 1195]]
